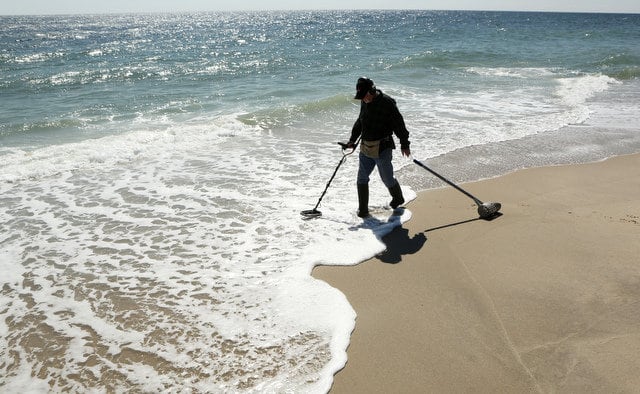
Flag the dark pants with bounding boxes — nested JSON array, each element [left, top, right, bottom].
[[356, 148, 397, 188]]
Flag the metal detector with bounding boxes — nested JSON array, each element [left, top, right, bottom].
[[300, 140, 359, 219]]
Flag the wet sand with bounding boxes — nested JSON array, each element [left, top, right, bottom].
[[314, 153, 640, 393]]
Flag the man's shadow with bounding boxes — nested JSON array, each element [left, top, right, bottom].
[[375, 217, 483, 264], [375, 227, 426, 264]]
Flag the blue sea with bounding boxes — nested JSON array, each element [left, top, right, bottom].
[[1, 10, 639, 393]]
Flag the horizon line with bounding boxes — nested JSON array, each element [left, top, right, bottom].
[[2, 8, 639, 17]]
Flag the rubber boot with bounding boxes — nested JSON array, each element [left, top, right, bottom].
[[357, 183, 369, 218], [388, 181, 405, 209]]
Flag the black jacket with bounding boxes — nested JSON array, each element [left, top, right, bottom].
[[349, 89, 410, 150]]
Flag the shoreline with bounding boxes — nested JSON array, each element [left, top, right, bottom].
[[313, 153, 640, 392]]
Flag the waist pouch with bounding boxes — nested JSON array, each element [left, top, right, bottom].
[[361, 139, 381, 158], [360, 137, 395, 158]]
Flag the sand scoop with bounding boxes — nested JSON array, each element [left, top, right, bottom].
[[413, 159, 501, 220]]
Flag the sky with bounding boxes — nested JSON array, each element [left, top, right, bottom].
[[1, 0, 639, 15]]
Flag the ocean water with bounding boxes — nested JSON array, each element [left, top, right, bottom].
[[1, 10, 639, 392]]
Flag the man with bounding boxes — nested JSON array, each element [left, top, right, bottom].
[[346, 77, 411, 218]]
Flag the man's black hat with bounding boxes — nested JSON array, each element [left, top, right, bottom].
[[354, 77, 375, 99]]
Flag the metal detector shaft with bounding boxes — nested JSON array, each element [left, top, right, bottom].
[[309, 141, 359, 211], [310, 154, 347, 211], [413, 159, 484, 205]]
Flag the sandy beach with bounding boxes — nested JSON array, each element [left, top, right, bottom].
[[314, 153, 640, 393]]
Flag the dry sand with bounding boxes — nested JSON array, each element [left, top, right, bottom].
[[313, 153, 640, 393]]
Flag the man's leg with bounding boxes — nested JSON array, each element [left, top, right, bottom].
[[377, 149, 405, 208], [356, 153, 376, 217]]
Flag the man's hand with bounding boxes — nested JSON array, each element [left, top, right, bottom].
[[401, 147, 411, 157]]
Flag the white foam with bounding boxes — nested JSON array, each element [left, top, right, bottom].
[[556, 73, 619, 106], [2, 117, 417, 391], [0, 114, 258, 183], [398, 69, 618, 162], [465, 66, 555, 78]]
